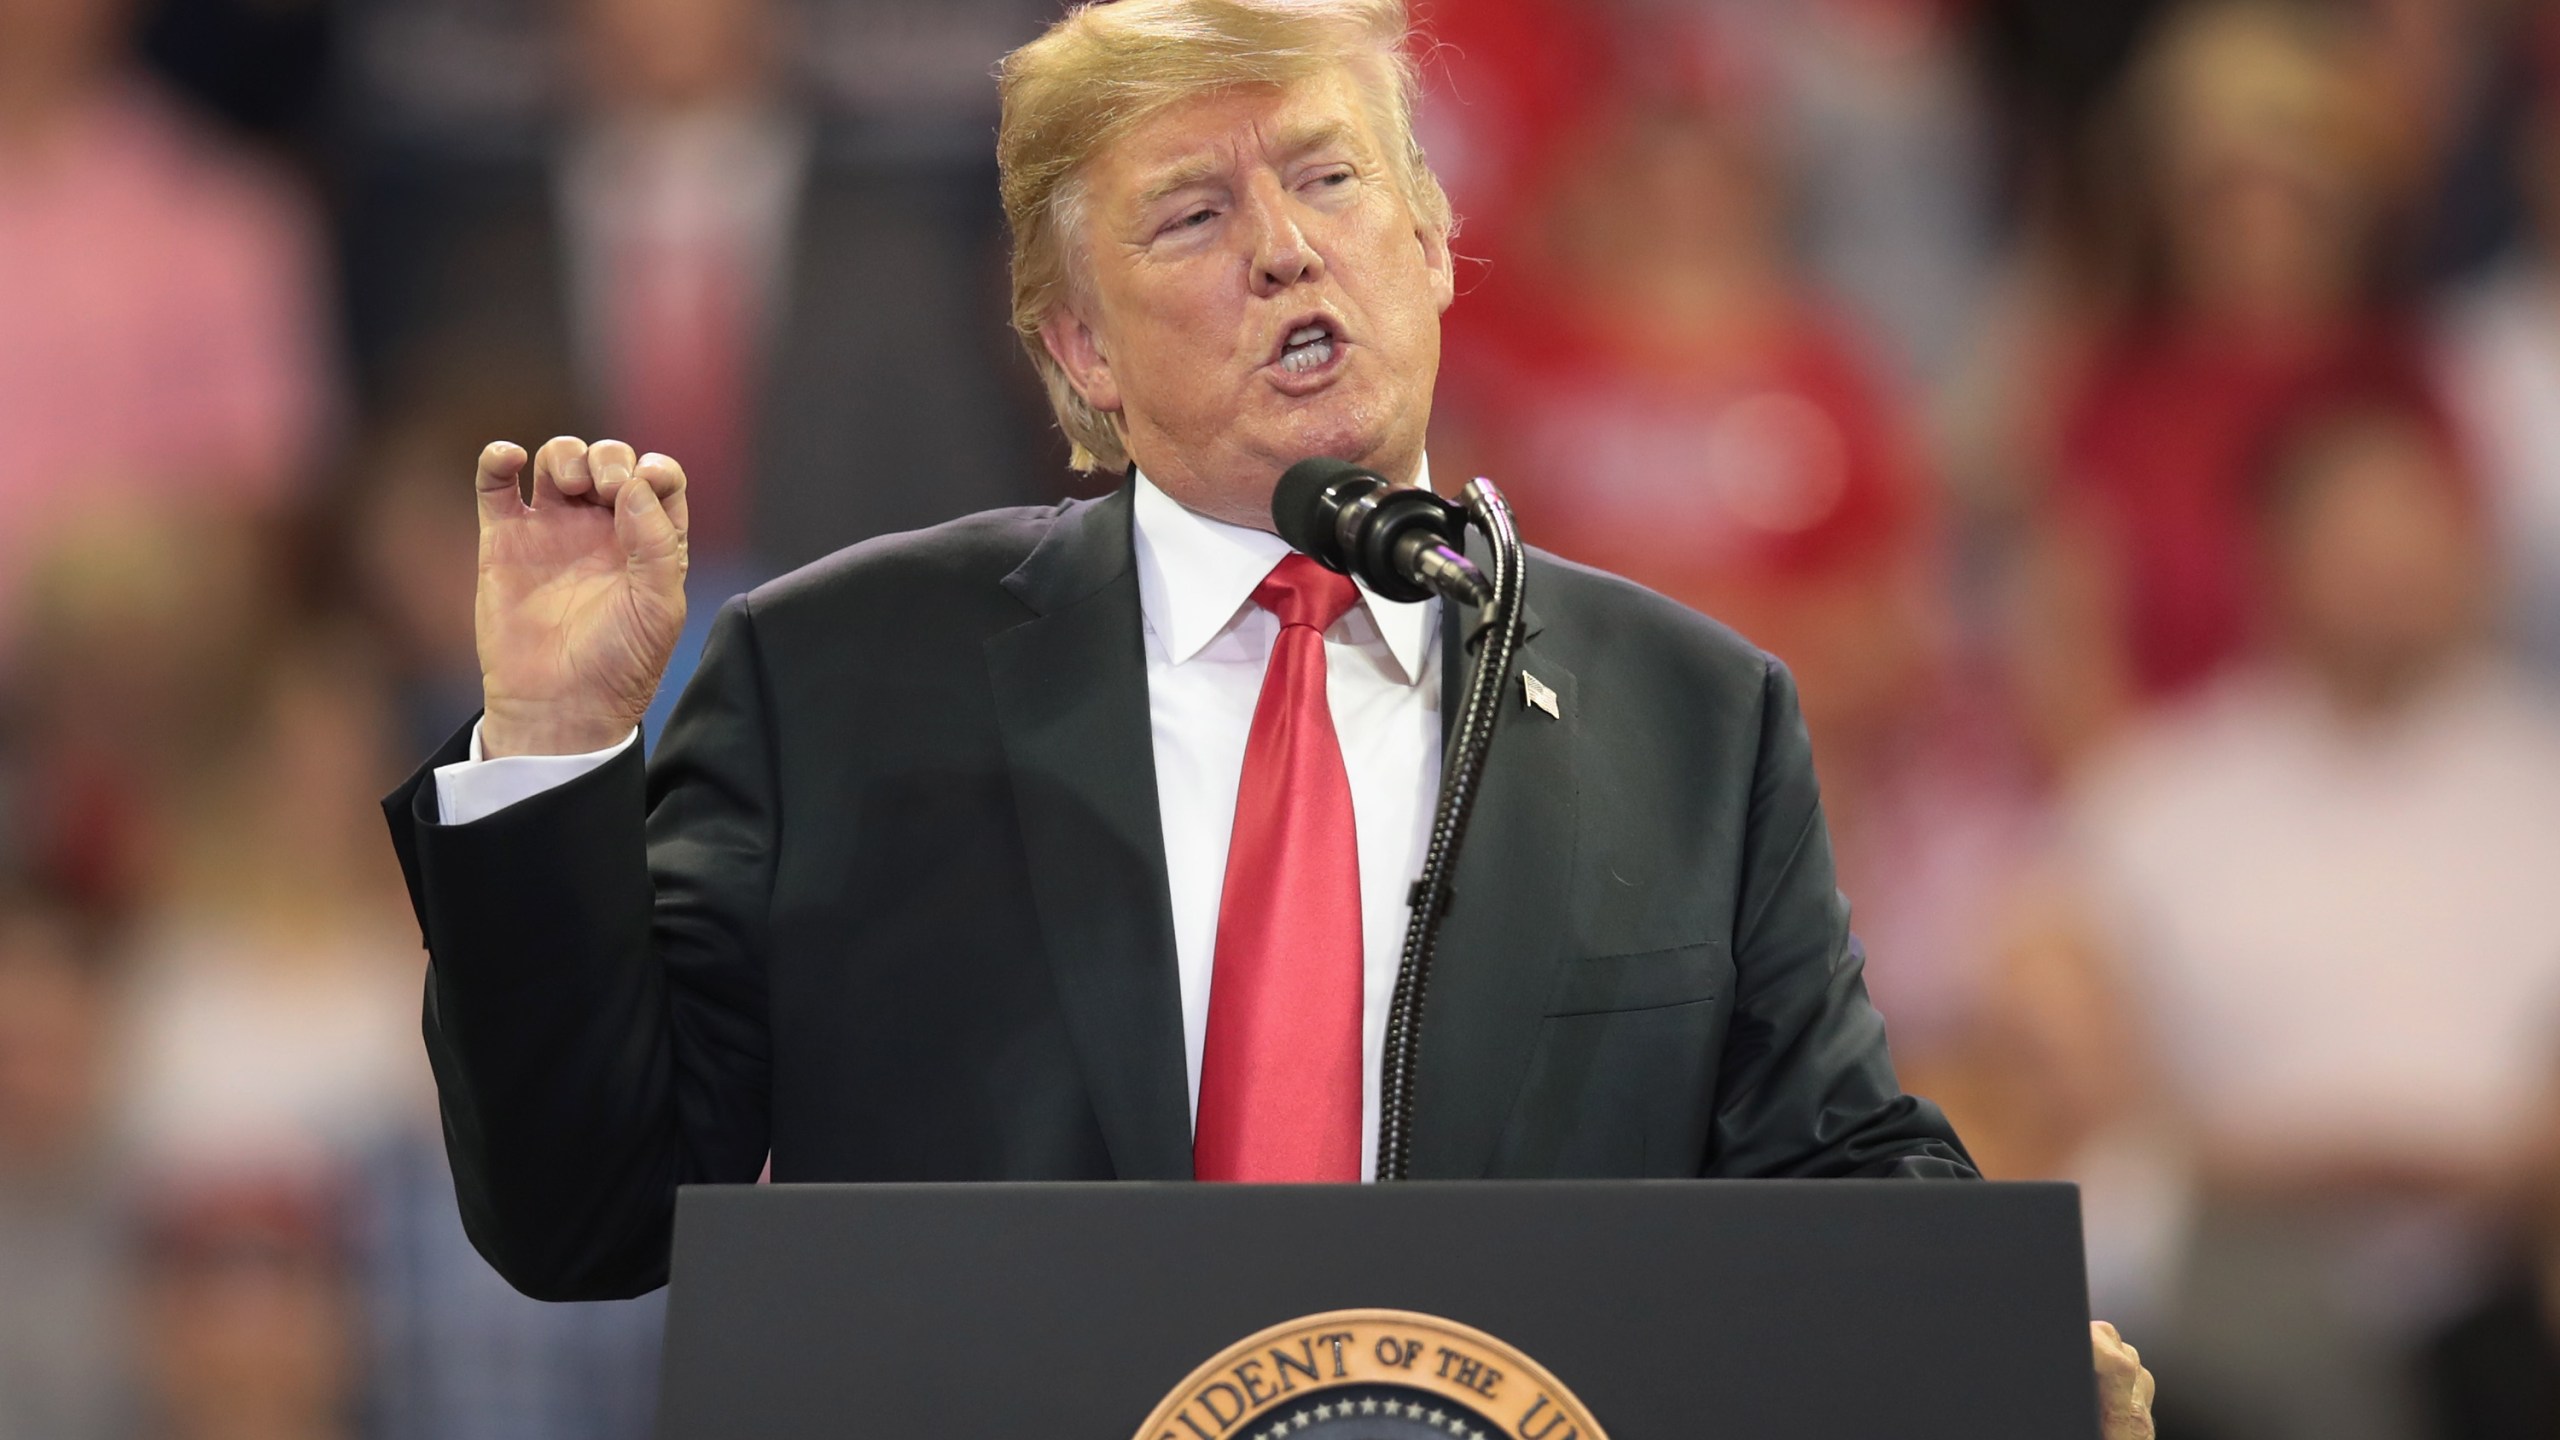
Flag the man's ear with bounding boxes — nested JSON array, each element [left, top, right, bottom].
[[1040, 307, 1123, 415], [1418, 220, 1456, 314]]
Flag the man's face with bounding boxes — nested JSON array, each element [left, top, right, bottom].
[[1042, 70, 1455, 529], [2270, 415, 2484, 706]]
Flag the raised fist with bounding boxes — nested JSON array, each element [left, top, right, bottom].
[[472, 436, 689, 758]]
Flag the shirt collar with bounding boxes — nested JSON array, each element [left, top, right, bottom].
[[1130, 464, 1437, 683]]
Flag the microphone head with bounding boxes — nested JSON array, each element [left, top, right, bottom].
[[1273, 458, 1383, 566]]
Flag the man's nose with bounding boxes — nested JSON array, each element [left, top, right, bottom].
[[1244, 182, 1320, 295]]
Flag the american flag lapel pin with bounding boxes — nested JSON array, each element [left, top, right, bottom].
[[1522, 671, 1561, 720]]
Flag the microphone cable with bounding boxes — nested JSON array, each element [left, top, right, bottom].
[[1375, 477, 1526, 1182]]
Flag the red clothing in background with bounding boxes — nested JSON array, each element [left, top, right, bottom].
[[0, 84, 331, 633], [1409, 0, 1610, 283], [1443, 300, 1928, 611], [2055, 323, 2424, 698]]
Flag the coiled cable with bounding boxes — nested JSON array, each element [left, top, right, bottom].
[[1374, 477, 1527, 1181]]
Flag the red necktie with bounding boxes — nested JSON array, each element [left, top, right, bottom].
[[608, 230, 754, 561], [1194, 555, 1365, 1183]]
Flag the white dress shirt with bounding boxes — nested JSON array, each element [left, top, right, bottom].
[[435, 470, 1444, 1178], [559, 105, 809, 411], [2074, 659, 2560, 1172]]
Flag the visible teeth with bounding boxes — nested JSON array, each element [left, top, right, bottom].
[[1281, 338, 1335, 373], [1279, 321, 1336, 375]]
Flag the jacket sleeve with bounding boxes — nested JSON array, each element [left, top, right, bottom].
[[384, 597, 779, 1300], [1702, 657, 1977, 1181]]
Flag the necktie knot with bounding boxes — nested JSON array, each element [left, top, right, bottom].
[[1254, 554, 1361, 635]]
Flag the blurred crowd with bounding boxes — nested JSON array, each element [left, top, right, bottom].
[[8, 0, 2560, 1435]]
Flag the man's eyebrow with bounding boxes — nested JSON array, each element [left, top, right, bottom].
[[1136, 155, 1232, 210], [1132, 120, 1366, 210], [1271, 118, 1362, 164]]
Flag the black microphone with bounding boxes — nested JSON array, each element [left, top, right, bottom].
[[1271, 459, 1493, 607]]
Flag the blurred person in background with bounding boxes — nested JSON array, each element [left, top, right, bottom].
[[344, 0, 1056, 589], [0, 891, 129, 1440], [135, 1176, 360, 1440], [8, 505, 276, 916], [2066, 370, 2560, 1440], [2031, 0, 2419, 733], [103, 600, 668, 1440], [1435, 8, 1936, 747], [1433, 7, 2041, 1060], [1933, 0, 2162, 594], [2436, 2, 2560, 680], [1726, 0, 2001, 394], [1906, 878, 2214, 1437], [1421, 0, 1996, 395], [0, 0, 333, 653], [115, 623, 422, 1181], [329, 0, 1053, 192]]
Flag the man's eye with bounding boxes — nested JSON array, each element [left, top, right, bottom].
[[1310, 169, 1354, 189], [1173, 208, 1218, 231]]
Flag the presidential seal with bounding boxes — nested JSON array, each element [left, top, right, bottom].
[[1134, 1309, 1608, 1440]]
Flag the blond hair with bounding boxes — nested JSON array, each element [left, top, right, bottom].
[[997, 0, 1453, 473], [2137, 0, 2399, 194]]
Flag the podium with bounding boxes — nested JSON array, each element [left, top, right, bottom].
[[657, 1180, 2096, 1439]]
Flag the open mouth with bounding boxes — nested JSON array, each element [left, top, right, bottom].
[[1275, 320, 1340, 376]]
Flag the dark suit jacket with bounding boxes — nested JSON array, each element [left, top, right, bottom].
[[383, 481, 1974, 1302], [343, 129, 1063, 573]]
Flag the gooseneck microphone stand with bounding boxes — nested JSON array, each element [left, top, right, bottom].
[[1375, 478, 1527, 1181]]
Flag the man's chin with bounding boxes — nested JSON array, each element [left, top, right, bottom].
[[1252, 402, 1410, 479]]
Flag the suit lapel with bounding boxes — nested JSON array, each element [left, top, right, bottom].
[[985, 484, 1195, 1181], [1410, 562, 1580, 1179]]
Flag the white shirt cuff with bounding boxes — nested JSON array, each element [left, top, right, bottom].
[[432, 721, 639, 826]]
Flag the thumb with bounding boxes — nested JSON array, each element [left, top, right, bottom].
[[614, 466, 688, 597]]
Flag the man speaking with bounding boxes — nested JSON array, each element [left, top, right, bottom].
[[384, 0, 2152, 1430]]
